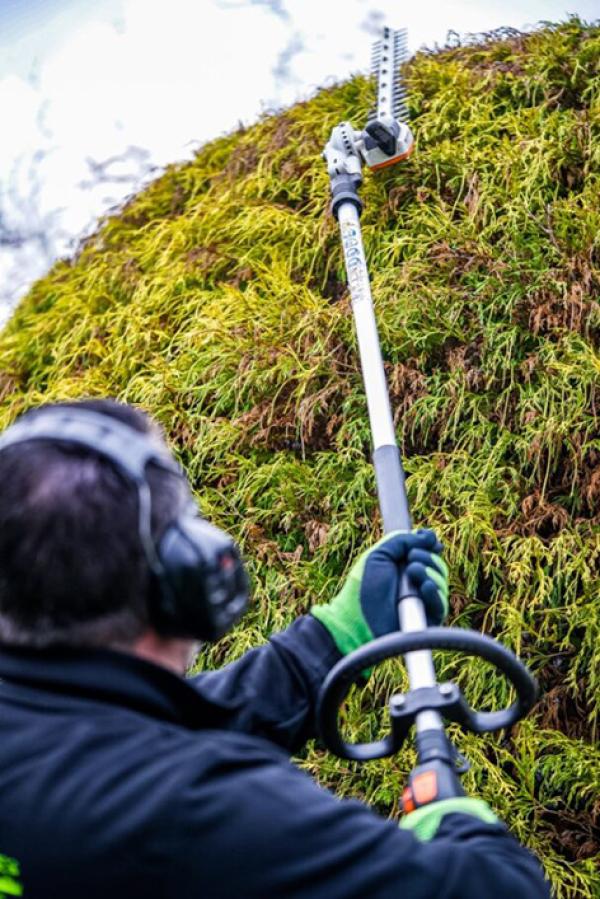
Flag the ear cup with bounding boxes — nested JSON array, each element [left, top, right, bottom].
[[151, 515, 249, 642]]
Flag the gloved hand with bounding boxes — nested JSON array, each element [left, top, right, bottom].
[[311, 529, 449, 656], [400, 797, 499, 841]]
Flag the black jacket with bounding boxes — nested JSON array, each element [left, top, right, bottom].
[[0, 616, 549, 898]]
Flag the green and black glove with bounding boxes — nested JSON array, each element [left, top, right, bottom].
[[311, 529, 449, 657], [400, 797, 499, 841]]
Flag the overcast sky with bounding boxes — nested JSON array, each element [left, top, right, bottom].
[[0, 0, 597, 323]]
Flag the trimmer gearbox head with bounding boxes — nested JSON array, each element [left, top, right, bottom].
[[364, 26, 414, 170]]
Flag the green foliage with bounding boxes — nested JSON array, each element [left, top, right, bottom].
[[1, 18, 599, 896]]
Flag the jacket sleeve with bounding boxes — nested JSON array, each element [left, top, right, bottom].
[[188, 615, 340, 753], [172, 742, 551, 899]]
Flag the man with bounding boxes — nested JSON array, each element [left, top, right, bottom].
[[0, 398, 549, 898]]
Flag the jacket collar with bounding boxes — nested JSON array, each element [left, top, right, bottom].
[[0, 643, 228, 730]]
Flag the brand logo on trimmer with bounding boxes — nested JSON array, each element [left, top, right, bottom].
[[341, 222, 369, 305]]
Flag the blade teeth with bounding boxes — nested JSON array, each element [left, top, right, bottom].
[[394, 29, 408, 63], [371, 26, 411, 122], [393, 92, 409, 119]]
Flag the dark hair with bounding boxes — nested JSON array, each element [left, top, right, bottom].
[[0, 399, 186, 648]]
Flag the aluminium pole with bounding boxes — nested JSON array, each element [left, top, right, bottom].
[[337, 200, 443, 735]]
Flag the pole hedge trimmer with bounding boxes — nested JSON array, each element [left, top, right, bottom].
[[317, 27, 538, 811]]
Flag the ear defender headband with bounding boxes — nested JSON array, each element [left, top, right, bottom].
[[0, 407, 249, 642]]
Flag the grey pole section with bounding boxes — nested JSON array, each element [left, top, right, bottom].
[[337, 201, 442, 734]]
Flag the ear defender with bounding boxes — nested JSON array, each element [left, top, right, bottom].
[[0, 407, 250, 642], [154, 515, 249, 642]]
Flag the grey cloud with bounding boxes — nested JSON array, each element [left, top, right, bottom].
[[272, 31, 305, 84], [360, 9, 386, 37], [251, 0, 290, 21]]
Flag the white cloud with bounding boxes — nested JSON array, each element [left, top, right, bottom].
[[41, 2, 288, 164], [0, 75, 42, 164]]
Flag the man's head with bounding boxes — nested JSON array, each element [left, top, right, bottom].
[[0, 399, 189, 653]]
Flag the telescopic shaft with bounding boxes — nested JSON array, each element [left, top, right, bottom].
[[337, 201, 443, 735]]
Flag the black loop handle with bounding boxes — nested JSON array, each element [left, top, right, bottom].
[[317, 627, 539, 761]]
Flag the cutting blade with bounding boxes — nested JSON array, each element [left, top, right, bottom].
[[369, 26, 410, 123]]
